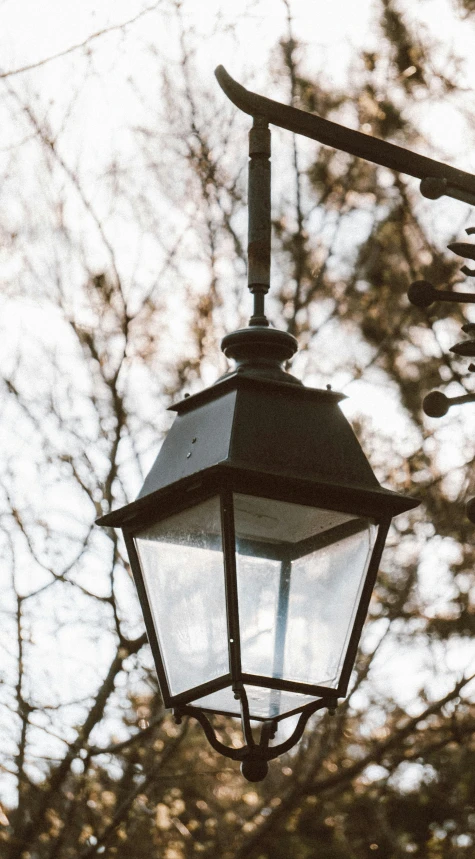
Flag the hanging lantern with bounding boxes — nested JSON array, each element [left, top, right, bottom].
[[97, 67, 419, 780]]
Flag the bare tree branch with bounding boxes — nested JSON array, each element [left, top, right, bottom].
[[0, 3, 163, 80]]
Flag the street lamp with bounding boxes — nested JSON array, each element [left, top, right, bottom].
[[97, 69, 420, 781]]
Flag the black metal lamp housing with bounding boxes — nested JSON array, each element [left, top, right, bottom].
[[97, 68, 419, 781], [97, 324, 418, 780]]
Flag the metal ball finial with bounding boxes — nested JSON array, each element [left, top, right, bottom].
[[423, 391, 449, 418], [240, 758, 269, 782], [408, 280, 436, 308]]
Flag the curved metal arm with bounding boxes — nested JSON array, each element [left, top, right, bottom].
[[263, 699, 329, 761], [215, 65, 475, 207], [174, 697, 333, 769], [174, 706, 244, 761]]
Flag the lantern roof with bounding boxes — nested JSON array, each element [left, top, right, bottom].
[[97, 326, 418, 531]]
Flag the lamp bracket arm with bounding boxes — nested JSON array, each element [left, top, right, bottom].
[[174, 697, 335, 765], [174, 706, 244, 761], [215, 65, 475, 207], [262, 699, 331, 762]]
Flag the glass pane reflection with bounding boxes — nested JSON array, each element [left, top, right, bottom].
[[192, 685, 319, 720], [234, 494, 377, 689], [135, 497, 228, 696]]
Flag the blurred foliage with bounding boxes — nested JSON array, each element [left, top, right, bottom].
[[1, 1, 475, 857]]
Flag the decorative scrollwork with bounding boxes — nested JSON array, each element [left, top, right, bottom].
[[408, 229, 475, 521], [408, 228, 475, 417], [173, 690, 335, 782]]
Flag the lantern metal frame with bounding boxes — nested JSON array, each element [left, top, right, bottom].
[[100, 400, 409, 783], [118, 477, 392, 713], [110, 468, 395, 781]]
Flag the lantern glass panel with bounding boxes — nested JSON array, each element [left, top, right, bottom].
[[192, 685, 319, 721], [135, 496, 228, 696], [234, 494, 377, 690]]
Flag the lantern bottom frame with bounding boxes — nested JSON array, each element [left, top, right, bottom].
[[174, 683, 336, 782]]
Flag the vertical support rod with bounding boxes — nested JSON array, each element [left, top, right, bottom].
[[220, 492, 242, 685], [272, 555, 291, 680], [248, 115, 271, 326], [269, 554, 291, 717]]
